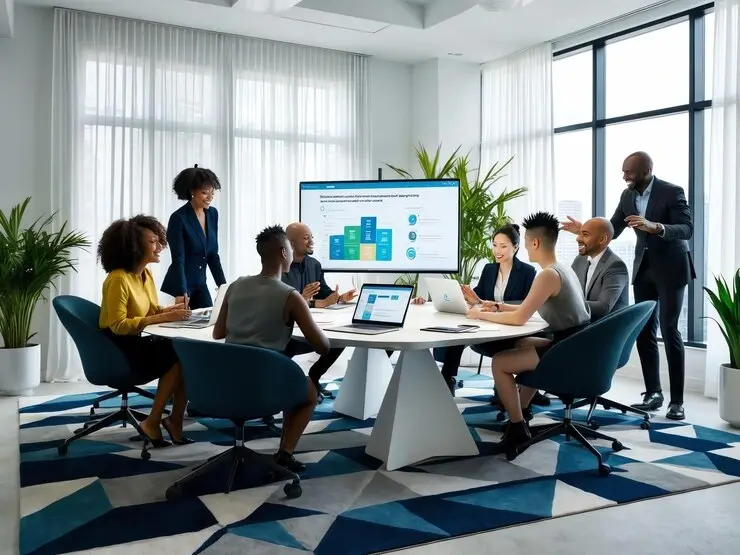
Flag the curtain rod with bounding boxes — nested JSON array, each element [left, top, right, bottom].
[[54, 6, 369, 59]]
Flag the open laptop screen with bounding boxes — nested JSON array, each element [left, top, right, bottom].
[[352, 285, 414, 326]]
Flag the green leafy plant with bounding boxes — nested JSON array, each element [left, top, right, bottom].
[[704, 270, 740, 369], [385, 144, 527, 291], [0, 198, 89, 349]]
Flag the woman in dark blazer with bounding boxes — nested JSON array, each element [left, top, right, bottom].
[[161, 165, 227, 310], [424, 225, 542, 404]]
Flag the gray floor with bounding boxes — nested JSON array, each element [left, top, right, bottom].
[[2, 368, 739, 555]]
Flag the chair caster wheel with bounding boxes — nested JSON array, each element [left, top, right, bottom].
[[589, 421, 600, 430], [598, 464, 611, 476], [640, 421, 650, 430], [457, 380, 464, 389], [496, 412, 506, 422], [90, 407, 96, 416], [612, 441, 623, 452], [505, 449, 518, 461], [141, 449, 151, 461], [58, 443, 68, 456], [165, 486, 183, 501], [620, 409, 627, 415], [602, 403, 611, 411], [284, 481, 302, 499]]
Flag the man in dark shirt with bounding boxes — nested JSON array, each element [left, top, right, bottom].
[[283, 222, 357, 399]]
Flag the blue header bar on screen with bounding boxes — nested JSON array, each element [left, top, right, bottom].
[[300, 180, 459, 191]]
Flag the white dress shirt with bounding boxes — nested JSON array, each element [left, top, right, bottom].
[[585, 249, 606, 294], [493, 267, 510, 302]]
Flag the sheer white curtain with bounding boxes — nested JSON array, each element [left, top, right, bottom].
[[480, 43, 556, 237], [704, 0, 740, 398], [47, 8, 369, 381]]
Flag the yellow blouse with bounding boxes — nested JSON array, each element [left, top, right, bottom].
[[99, 268, 162, 335]]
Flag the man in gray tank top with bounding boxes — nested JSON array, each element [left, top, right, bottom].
[[465, 212, 591, 452], [212, 225, 331, 473]]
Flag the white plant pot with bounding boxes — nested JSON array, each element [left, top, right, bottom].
[[0, 344, 41, 396], [719, 363, 740, 428]]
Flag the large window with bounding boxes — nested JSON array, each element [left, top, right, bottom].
[[553, 4, 713, 345]]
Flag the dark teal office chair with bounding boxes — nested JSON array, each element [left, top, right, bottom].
[[573, 305, 654, 430], [166, 338, 308, 500], [509, 301, 657, 475], [52, 295, 155, 459]]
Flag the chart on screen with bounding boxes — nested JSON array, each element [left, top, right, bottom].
[[299, 179, 460, 273]]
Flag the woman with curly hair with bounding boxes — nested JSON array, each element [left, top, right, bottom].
[[98, 215, 194, 448], [161, 165, 227, 310]]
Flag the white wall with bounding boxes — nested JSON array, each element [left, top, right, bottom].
[[368, 57, 413, 178], [0, 6, 53, 372]]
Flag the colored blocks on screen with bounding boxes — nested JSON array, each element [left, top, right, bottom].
[[377, 229, 392, 245], [329, 235, 345, 260], [361, 217, 377, 243], [344, 227, 361, 245], [377, 245, 392, 261], [360, 244, 377, 261], [344, 245, 360, 260]]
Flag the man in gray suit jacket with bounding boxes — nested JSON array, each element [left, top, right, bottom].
[[571, 217, 629, 321]]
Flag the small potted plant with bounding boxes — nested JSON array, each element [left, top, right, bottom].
[[704, 269, 740, 427], [0, 198, 89, 395]]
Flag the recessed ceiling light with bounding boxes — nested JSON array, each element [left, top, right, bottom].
[[448, 52, 463, 56]]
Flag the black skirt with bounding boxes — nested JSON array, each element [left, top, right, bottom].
[[102, 329, 179, 383]]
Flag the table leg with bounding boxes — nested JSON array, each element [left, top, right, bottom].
[[333, 347, 394, 420], [366, 349, 479, 471]]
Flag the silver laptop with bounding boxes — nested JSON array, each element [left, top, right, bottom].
[[325, 284, 414, 335], [425, 277, 469, 315], [159, 284, 228, 329]]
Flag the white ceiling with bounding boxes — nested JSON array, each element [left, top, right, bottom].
[[9, 0, 675, 62]]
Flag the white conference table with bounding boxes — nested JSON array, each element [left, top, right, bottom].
[[148, 304, 548, 471]]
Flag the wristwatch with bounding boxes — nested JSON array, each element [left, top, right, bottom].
[[308, 299, 316, 308], [493, 302, 502, 312], [656, 223, 666, 237]]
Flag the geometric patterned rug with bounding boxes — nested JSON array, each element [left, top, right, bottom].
[[18, 371, 740, 555]]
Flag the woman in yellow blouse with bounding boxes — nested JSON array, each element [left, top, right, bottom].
[[98, 215, 193, 448]]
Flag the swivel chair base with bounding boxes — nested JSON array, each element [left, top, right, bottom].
[[59, 391, 151, 460], [505, 402, 624, 476], [165, 422, 301, 499], [573, 396, 651, 430]]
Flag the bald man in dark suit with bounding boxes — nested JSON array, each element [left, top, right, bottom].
[[562, 152, 694, 421]]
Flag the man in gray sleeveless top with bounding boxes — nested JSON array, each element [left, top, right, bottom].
[[212, 225, 331, 473], [465, 212, 591, 452]]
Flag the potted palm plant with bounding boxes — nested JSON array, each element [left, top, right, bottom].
[[705, 270, 740, 427], [386, 143, 527, 292], [0, 198, 89, 395]]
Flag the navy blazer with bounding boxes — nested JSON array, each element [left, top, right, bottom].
[[161, 203, 226, 297], [473, 257, 536, 302], [610, 177, 696, 288]]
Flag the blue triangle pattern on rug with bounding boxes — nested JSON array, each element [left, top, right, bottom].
[[315, 515, 445, 555], [693, 425, 740, 444], [17, 389, 740, 555], [445, 479, 556, 517], [20, 480, 113, 555], [656, 451, 720, 471], [342, 501, 449, 536], [230, 521, 307, 551]]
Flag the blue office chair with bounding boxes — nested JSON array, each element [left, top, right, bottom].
[[509, 301, 657, 476], [52, 295, 156, 460], [573, 305, 654, 430], [166, 338, 309, 499]]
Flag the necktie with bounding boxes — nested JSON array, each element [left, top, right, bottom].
[[582, 260, 591, 294]]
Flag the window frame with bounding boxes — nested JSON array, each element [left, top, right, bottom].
[[553, 2, 713, 347]]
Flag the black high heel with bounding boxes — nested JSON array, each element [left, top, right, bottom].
[[162, 418, 195, 445], [138, 422, 172, 449]]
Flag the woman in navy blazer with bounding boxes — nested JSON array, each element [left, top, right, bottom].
[[161, 165, 227, 310]]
